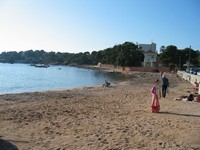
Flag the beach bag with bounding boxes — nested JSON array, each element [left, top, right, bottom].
[[151, 98, 160, 113], [151, 105, 160, 113], [166, 87, 169, 93]]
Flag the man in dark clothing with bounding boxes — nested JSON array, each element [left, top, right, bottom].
[[162, 75, 169, 98]]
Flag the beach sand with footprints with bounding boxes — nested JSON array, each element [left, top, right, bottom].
[[0, 72, 200, 150]]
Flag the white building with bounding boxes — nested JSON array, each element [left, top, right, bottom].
[[138, 42, 157, 67], [143, 50, 157, 67], [139, 42, 156, 52]]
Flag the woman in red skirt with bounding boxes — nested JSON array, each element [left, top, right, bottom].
[[151, 79, 161, 113]]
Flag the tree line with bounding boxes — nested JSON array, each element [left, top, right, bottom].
[[159, 45, 200, 68], [0, 41, 199, 68]]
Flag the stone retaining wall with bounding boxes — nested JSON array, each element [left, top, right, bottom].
[[177, 71, 200, 93], [123, 66, 169, 72]]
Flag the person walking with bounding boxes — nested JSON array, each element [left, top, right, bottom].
[[162, 74, 169, 98]]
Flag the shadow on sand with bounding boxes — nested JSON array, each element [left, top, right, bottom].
[[159, 111, 200, 118]]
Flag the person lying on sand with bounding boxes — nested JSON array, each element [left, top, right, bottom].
[[175, 94, 194, 101], [193, 95, 200, 102], [193, 81, 199, 94], [175, 94, 200, 102], [102, 80, 111, 87]]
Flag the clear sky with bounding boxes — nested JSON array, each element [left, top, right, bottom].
[[0, 0, 199, 53]]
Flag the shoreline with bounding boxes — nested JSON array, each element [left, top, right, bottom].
[[0, 64, 133, 96], [0, 71, 200, 149]]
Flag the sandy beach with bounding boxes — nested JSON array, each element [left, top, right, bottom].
[[0, 71, 200, 150]]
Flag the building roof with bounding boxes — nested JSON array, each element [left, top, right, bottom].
[[139, 42, 157, 52], [144, 50, 157, 54]]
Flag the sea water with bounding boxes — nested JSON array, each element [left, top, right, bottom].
[[0, 63, 127, 94]]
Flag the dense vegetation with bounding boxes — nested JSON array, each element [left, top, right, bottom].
[[159, 45, 200, 68], [0, 42, 144, 67], [0, 42, 199, 68]]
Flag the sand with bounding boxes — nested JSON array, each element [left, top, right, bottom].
[[0, 71, 200, 150]]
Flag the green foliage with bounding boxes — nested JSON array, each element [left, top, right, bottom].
[[94, 42, 144, 67], [1, 42, 198, 67], [159, 45, 179, 66], [159, 45, 200, 68]]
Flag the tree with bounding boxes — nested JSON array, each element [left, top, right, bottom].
[[159, 45, 179, 66], [160, 46, 165, 53], [182, 48, 199, 66], [1, 42, 197, 67], [116, 42, 144, 66], [159, 45, 200, 68], [44, 52, 57, 64], [91, 51, 98, 65]]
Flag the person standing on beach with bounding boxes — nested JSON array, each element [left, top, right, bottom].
[[162, 74, 169, 98], [160, 72, 163, 96], [151, 79, 161, 112]]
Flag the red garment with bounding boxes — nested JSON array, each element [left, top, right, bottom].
[[151, 94, 160, 113]]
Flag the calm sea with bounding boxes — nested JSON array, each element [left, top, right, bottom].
[[0, 63, 127, 94]]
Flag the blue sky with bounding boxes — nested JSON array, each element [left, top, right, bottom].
[[0, 0, 199, 53]]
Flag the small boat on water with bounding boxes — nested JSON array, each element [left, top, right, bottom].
[[30, 64, 49, 68], [35, 64, 49, 68]]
